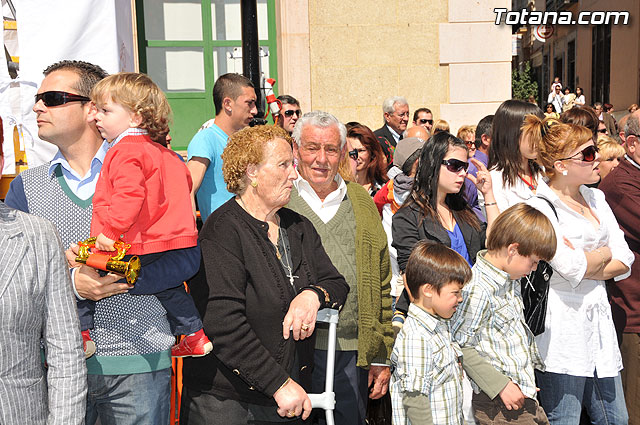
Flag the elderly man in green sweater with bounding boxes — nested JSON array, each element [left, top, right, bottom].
[[288, 111, 393, 425]]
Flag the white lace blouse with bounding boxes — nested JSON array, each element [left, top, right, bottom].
[[526, 185, 633, 378]]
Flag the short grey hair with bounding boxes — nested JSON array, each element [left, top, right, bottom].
[[291, 110, 347, 148], [382, 96, 408, 114], [624, 114, 640, 138]]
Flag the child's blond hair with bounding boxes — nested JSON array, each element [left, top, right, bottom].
[[487, 203, 557, 261], [91, 72, 171, 145]]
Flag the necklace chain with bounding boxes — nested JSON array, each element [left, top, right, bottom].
[[560, 195, 586, 215], [237, 196, 297, 285]]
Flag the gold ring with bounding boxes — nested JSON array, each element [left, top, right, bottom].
[[287, 410, 296, 417], [301, 324, 310, 331]]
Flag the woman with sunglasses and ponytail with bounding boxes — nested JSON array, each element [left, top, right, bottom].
[[524, 117, 633, 425]]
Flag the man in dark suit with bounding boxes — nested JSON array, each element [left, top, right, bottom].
[[600, 111, 640, 424], [374, 96, 409, 165]]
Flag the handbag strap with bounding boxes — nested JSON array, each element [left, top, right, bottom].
[[536, 195, 558, 220]]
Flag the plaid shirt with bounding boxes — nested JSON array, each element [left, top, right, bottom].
[[391, 304, 464, 425], [451, 250, 543, 399]]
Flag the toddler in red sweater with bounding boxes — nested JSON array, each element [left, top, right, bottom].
[[78, 72, 211, 359]]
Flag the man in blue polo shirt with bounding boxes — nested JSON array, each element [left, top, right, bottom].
[[186, 73, 257, 220]]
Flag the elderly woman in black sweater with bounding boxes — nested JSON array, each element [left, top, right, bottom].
[[181, 125, 349, 424]]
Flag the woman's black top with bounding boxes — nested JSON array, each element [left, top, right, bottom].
[[182, 198, 349, 405]]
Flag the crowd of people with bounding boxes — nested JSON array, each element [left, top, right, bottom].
[[0, 62, 638, 425]]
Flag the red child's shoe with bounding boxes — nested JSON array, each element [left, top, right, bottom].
[[171, 329, 213, 358], [82, 330, 96, 359]]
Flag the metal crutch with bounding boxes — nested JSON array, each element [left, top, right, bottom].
[[308, 308, 339, 425]]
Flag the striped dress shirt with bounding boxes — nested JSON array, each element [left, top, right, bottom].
[[391, 303, 464, 425], [0, 202, 86, 424], [451, 250, 543, 399]]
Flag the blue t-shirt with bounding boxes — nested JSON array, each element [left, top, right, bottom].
[[187, 123, 233, 220], [446, 223, 472, 266]]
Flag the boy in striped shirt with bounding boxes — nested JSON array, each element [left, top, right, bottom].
[[451, 204, 556, 424], [391, 242, 472, 424]]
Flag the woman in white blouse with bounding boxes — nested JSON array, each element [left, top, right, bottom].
[[486, 99, 546, 212], [574, 87, 586, 107], [526, 118, 633, 425]]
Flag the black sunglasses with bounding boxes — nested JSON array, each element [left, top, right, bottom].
[[418, 118, 434, 125], [597, 128, 607, 134], [348, 149, 358, 160], [35, 91, 90, 107], [560, 144, 599, 162], [441, 158, 469, 173], [284, 109, 302, 117]]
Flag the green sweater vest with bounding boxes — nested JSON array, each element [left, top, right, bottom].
[[288, 190, 359, 351], [288, 181, 394, 366]]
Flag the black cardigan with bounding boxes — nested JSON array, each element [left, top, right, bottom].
[[183, 198, 349, 405], [391, 203, 486, 314]]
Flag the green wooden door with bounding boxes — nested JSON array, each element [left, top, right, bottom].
[[135, 0, 278, 151]]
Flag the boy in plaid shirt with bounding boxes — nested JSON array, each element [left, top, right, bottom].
[[451, 204, 556, 424], [391, 242, 472, 424]]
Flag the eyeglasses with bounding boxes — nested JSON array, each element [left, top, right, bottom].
[[283, 109, 301, 117], [559, 144, 599, 162], [441, 158, 469, 173], [464, 140, 475, 148], [418, 118, 434, 125], [597, 128, 607, 134], [34, 91, 90, 107], [348, 149, 358, 160]]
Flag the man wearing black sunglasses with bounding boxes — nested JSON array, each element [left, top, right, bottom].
[[6, 60, 179, 424], [276, 94, 301, 135], [412, 107, 434, 133]]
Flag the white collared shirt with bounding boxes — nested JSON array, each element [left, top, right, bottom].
[[387, 125, 401, 144], [526, 185, 634, 378], [293, 174, 347, 223], [625, 154, 640, 170], [48, 140, 109, 200], [485, 168, 551, 213], [108, 127, 148, 149]]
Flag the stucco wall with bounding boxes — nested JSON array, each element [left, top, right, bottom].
[[277, 0, 512, 133]]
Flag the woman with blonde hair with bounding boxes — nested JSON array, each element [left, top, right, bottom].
[[432, 119, 450, 135], [525, 117, 633, 424], [596, 134, 625, 180], [457, 125, 476, 158]]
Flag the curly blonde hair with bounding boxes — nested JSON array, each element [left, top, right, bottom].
[[91, 72, 171, 145], [222, 125, 292, 194], [456, 125, 476, 141]]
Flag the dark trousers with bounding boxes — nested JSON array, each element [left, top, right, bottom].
[[311, 349, 369, 425]]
